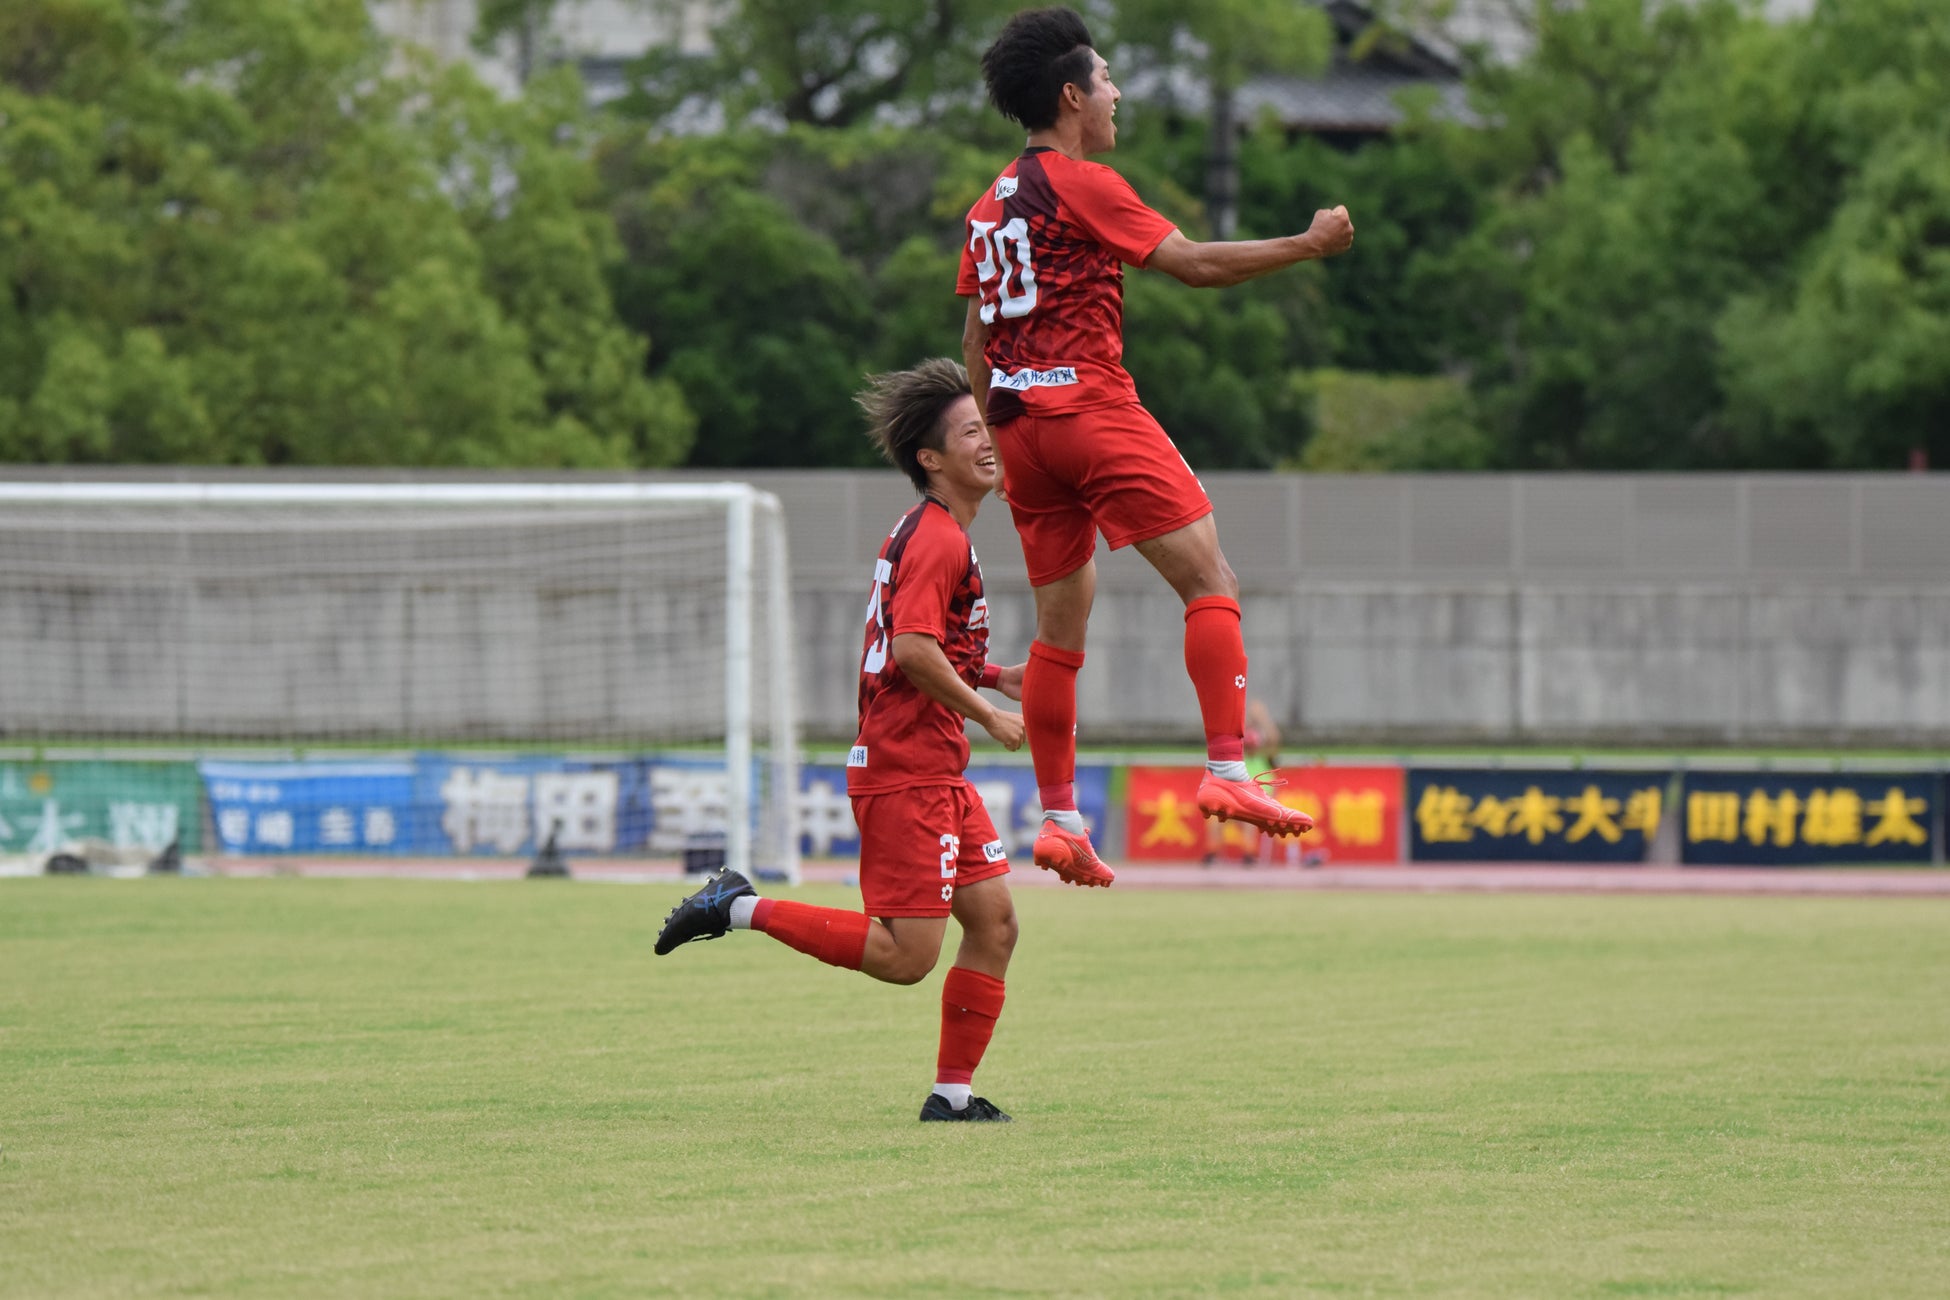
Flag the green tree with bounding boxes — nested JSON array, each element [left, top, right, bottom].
[[1404, 0, 1843, 468], [1715, 0, 1950, 468], [600, 0, 1016, 130], [1232, 122, 1479, 374], [1111, 0, 1333, 237], [596, 119, 1035, 468], [0, 0, 691, 466]]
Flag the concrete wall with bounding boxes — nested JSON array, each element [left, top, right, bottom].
[[758, 471, 1950, 746], [2, 469, 1946, 746]]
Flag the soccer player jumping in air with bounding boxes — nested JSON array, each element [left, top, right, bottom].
[[961, 6, 1357, 886], [657, 359, 1026, 1124]]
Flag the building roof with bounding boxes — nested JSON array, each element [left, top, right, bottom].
[[1239, 63, 1476, 136]]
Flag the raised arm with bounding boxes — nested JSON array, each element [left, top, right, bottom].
[[1145, 206, 1355, 289]]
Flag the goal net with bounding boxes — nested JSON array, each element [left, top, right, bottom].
[[0, 482, 800, 882]]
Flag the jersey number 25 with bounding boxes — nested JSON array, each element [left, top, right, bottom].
[[862, 556, 893, 675]]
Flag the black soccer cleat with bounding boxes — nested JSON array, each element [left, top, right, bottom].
[[919, 1093, 1012, 1123], [654, 868, 755, 956]]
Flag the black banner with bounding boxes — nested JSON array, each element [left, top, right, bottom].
[[1409, 769, 1669, 862], [1679, 772, 1938, 866]]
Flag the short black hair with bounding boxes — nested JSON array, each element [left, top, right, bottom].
[[857, 358, 972, 493], [981, 7, 1098, 131]]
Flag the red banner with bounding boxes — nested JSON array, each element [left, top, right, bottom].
[[1122, 765, 1405, 865]]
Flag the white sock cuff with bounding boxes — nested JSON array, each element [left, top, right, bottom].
[[728, 895, 760, 930], [1043, 809, 1086, 835]]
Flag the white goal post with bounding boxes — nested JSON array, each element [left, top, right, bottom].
[[0, 481, 800, 882]]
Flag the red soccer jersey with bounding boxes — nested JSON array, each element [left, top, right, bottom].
[[957, 147, 1179, 425], [849, 496, 993, 794]]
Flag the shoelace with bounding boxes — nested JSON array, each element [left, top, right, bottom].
[[1222, 772, 1311, 827]]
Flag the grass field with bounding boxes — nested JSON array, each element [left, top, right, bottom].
[[4, 879, 1947, 1297]]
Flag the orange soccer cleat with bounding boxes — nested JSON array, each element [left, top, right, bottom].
[[1196, 772, 1315, 838], [1032, 821, 1115, 888]]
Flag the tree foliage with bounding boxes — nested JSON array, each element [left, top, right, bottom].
[[9, 0, 1948, 472], [0, 0, 692, 466], [1410, 0, 1950, 469], [1109, 0, 1333, 236], [612, 0, 1018, 129]]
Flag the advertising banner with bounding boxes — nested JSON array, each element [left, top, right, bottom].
[[203, 760, 420, 855], [418, 756, 662, 856], [204, 756, 672, 856], [201, 754, 1113, 863], [796, 763, 1111, 861], [1409, 769, 1669, 862], [0, 761, 202, 856], [1679, 771, 1937, 866], [1123, 765, 1405, 864]]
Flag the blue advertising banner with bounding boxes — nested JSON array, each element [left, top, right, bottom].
[[204, 754, 850, 859], [203, 760, 421, 855], [1679, 771, 1938, 866], [1409, 768, 1669, 862], [796, 763, 1112, 860], [206, 756, 698, 856], [416, 756, 666, 856]]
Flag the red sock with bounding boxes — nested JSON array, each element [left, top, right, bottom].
[[750, 898, 870, 970], [936, 966, 1007, 1086], [1185, 595, 1248, 765], [1023, 640, 1085, 811]]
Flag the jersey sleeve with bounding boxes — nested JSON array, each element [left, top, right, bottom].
[[888, 520, 965, 643], [955, 223, 981, 297], [1058, 163, 1178, 267]]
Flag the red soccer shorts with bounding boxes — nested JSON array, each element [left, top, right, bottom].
[[851, 780, 1009, 918], [993, 400, 1214, 586]]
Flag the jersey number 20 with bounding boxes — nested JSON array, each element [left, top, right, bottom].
[[970, 218, 1039, 323]]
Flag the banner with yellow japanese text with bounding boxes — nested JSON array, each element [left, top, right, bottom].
[[1409, 769, 1668, 862], [1123, 765, 1404, 864], [1679, 772, 1937, 865]]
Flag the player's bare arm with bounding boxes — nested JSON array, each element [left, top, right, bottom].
[[1145, 208, 1356, 290], [959, 298, 1005, 499], [892, 632, 1026, 751], [961, 299, 992, 425]]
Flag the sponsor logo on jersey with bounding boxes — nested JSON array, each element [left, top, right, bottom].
[[847, 745, 868, 767], [968, 597, 990, 631], [989, 366, 1079, 392], [995, 175, 1019, 200], [983, 839, 1007, 863]]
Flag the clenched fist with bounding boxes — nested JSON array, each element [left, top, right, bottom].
[[1306, 205, 1355, 257]]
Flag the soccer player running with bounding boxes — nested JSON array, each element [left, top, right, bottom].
[[961, 7, 1357, 886], [656, 359, 1027, 1124]]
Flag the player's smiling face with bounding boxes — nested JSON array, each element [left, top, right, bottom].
[[923, 396, 997, 499], [1077, 52, 1119, 153]]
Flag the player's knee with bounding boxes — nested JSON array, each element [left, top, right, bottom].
[[1189, 555, 1238, 602], [994, 909, 1019, 957], [969, 907, 1018, 962], [883, 947, 941, 986]]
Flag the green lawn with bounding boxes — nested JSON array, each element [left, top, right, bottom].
[[3, 880, 1946, 1297]]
